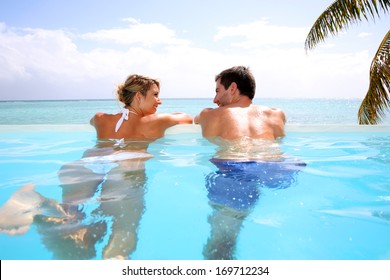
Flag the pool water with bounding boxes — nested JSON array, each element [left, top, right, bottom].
[[0, 125, 390, 260]]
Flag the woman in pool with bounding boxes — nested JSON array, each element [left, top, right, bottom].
[[0, 74, 193, 260], [91, 74, 192, 140], [57, 74, 193, 259]]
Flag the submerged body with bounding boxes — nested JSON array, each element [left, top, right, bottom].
[[0, 74, 193, 260], [196, 66, 298, 259]]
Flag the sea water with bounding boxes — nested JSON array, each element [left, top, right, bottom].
[[1, 98, 389, 125]]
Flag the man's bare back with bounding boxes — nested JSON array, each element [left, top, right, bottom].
[[197, 101, 286, 140], [195, 66, 286, 141]]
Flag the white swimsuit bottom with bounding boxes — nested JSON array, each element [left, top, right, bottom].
[[82, 152, 152, 174]]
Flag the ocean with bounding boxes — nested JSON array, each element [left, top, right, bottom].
[[1, 98, 389, 125]]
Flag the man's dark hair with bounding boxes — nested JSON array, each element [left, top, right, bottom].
[[215, 66, 256, 100]]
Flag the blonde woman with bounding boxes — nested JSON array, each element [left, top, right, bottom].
[[0, 74, 193, 260], [91, 74, 192, 139]]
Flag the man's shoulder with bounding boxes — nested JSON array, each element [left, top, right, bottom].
[[199, 107, 219, 116], [195, 107, 221, 125], [255, 105, 284, 114], [258, 106, 286, 123], [201, 107, 216, 112]]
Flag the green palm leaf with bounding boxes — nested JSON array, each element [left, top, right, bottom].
[[358, 30, 390, 124], [305, 0, 390, 51], [305, 0, 390, 124]]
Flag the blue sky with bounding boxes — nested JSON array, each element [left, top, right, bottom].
[[0, 0, 388, 100]]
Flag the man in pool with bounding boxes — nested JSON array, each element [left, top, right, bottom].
[[194, 66, 286, 140], [195, 66, 304, 259]]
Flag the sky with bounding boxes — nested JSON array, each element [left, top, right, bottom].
[[0, 0, 388, 100]]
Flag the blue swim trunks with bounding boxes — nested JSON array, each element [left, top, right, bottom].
[[205, 158, 306, 211]]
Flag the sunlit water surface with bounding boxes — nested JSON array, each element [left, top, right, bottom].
[[0, 124, 389, 260]]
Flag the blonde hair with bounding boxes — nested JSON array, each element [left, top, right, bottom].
[[117, 74, 160, 106]]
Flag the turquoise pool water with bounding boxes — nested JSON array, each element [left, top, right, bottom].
[[0, 124, 389, 260]]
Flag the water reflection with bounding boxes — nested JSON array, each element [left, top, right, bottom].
[[0, 139, 152, 260]]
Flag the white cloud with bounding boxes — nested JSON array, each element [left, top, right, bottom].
[[0, 21, 213, 100], [122, 17, 141, 25], [0, 20, 375, 100], [358, 32, 372, 38], [239, 47, 371, 99], [214, 19, 308, 48], [0, 24, 83, 81], [80, 17, 190, 47]]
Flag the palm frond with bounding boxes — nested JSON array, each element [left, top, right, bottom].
[[305, 0, 390, 51], [358, 30, 390, 124]]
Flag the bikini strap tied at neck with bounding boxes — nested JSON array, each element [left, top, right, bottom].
[[115, 108, 129, 133]]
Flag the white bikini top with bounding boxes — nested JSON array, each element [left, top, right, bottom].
[[115, 108, 139, 133], [115, 108, 129, 133]]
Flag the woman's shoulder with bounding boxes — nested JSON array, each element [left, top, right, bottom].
[[93, 112, 107, 119], [90, 111, 120, 126], [93, 111, 121, 120]]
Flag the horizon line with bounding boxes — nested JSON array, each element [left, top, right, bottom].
[[0, 97, 364, 102]]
